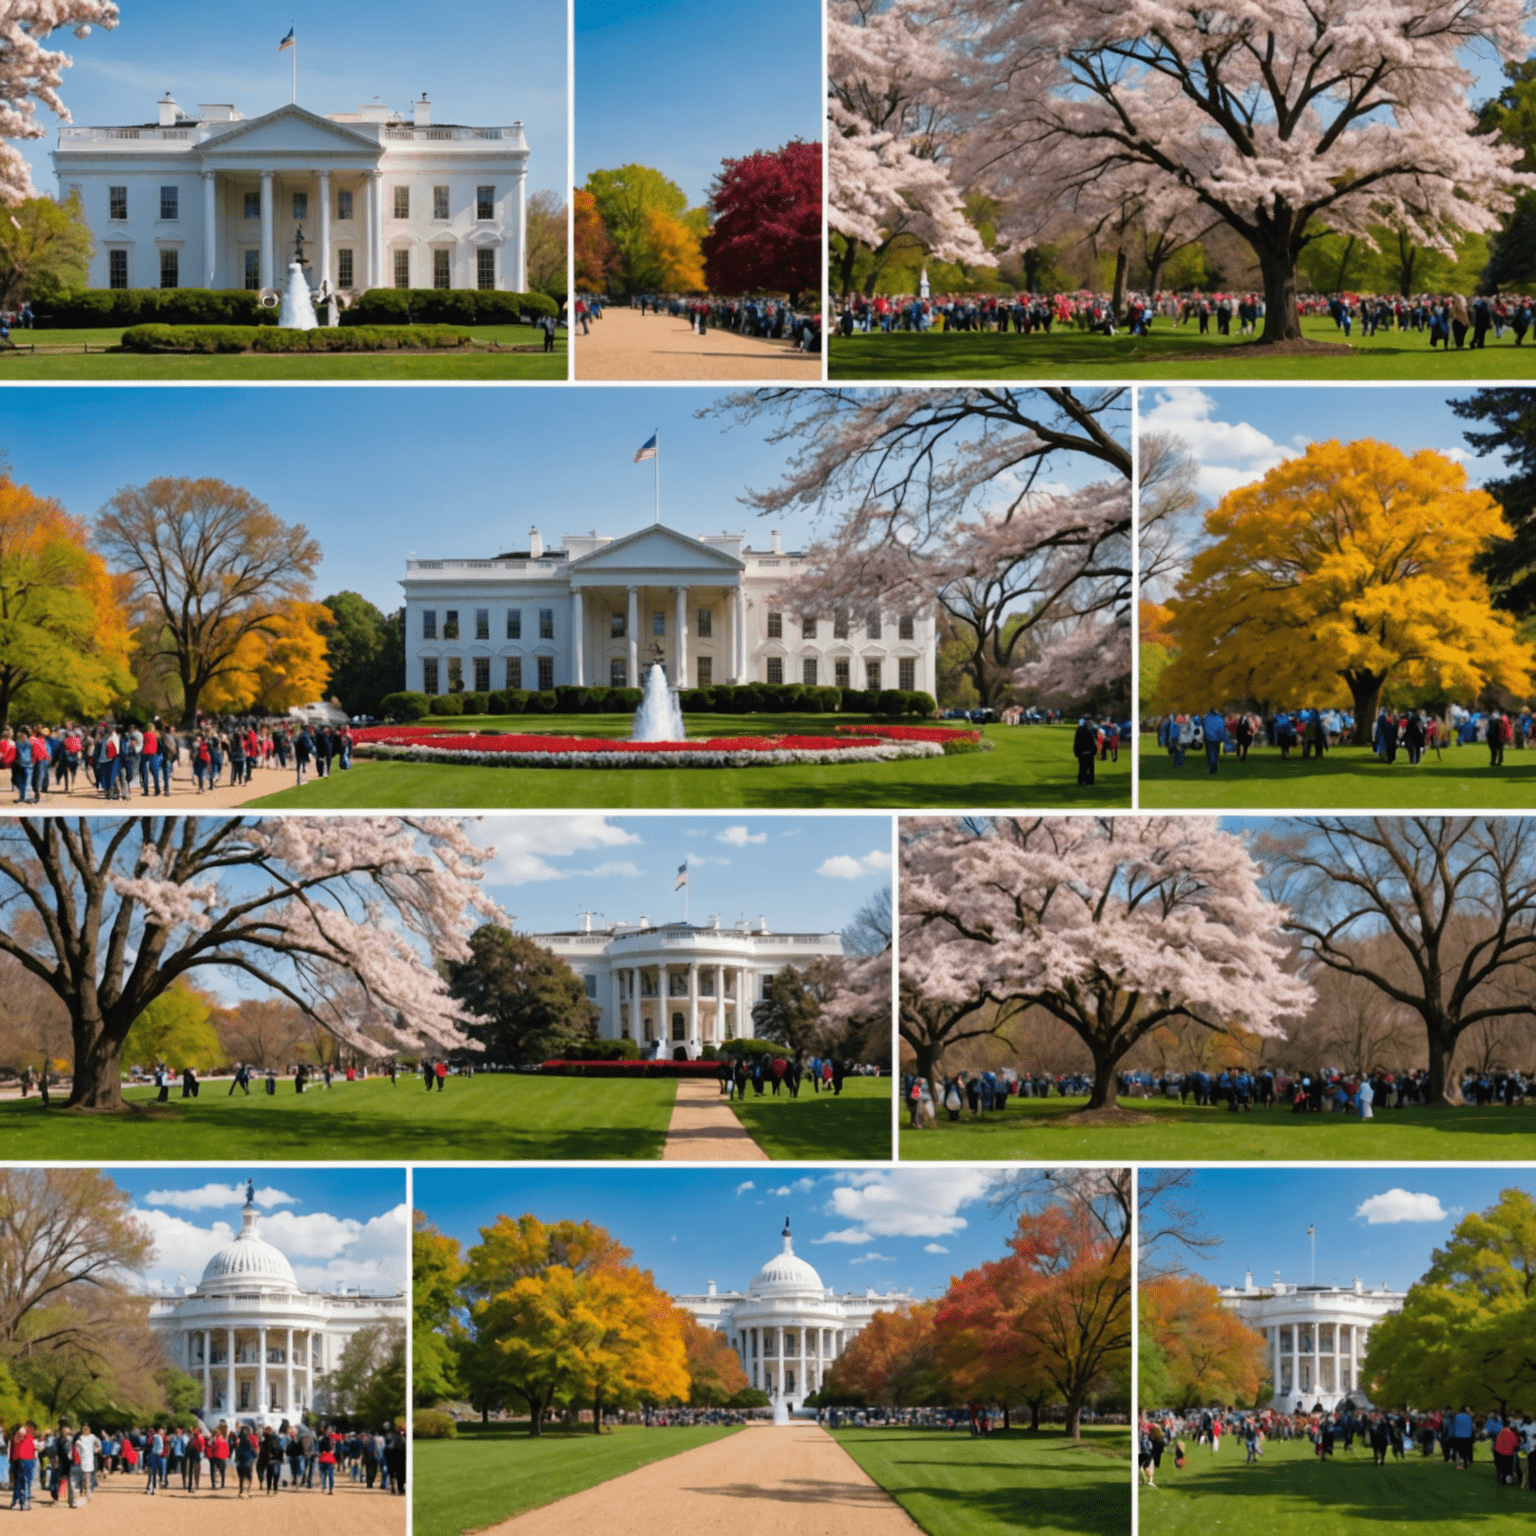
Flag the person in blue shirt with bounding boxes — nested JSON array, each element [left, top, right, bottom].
[[1450, 1406, 1475, 1468], [1202, 709, 1226, 773]]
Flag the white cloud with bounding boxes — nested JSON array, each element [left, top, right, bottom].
[[717, 826, 767, 847], [767, 1178, 817, 1198], [816, 849, 892, 881], [475, 817, 642, 885], [1140, 388, 1296, 503], [735, 1181, 756, 1197], [849, 1252, 897, 1265], [923, 1243, 949, 1254], [1354, 1189, 1449, 1226], [142, 1182, 296, 1211], [588, 861, 642, 878], [813, 1228, 874, 1246], [825, 1169, 993, 1238]]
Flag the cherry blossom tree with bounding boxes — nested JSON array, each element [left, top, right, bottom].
[[944, 0, 1533, 340], [0, 816, 503, 1111], [0, 3, 117, 205], [900, 816, 1312, 1110]]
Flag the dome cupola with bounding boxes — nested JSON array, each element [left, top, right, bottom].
[[196, 1180, 300, 1296], [747, 1218, 826, 1297]]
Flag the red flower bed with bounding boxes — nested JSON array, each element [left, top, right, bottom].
[[352, 726, 871, 755], [835, 724, 982, 744], [539, 1059, 724, 1077]]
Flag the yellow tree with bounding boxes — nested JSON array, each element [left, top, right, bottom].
[[1156, 440, 1536, 743], [1140, 1275, 1267, 1410], [646, 210, 705, 291], [0, 473, 134, 726], [121, 980, 227, 1073], [580, 1269, 690, 1430], [199, 599, 332, 714]]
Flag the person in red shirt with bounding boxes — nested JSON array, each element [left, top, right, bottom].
[[185, 1427, 204, 1491], [209, 1425, 229, 1490], [10, 1422, 36, 1510]]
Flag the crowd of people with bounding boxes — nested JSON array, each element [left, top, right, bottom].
[[902, 1069, 1095, 1129], [574, 293, 822, 351], [0, 1417, 407, 1506], [1141, 1404, 1535, 1488], [714, 1054, 857, 1098], [0, 713, 355, 803], [1117, 1067, 1530, 1112]]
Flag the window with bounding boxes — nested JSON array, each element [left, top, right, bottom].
[[767, 611, 783, 639], [244, 191, 260, 220], [337, 189, 354, 221], [443, 610, 459, 640], [766, 657, 784, 685], [505, 656, 522, 690], [801, 658, 818, 687], [834, 657, 850, 689], [159, 248, 178, 289], [539, 608, 554, 640], [697, 656, 712, 687], [159, 185, 178, 220], [108, 249, 129, 289], [584, 974, 598, 999], [337, 248, 354, 288], [392, 185, 410, 219], [866, 612, 882, 639], [899, 658, 916, 692], [697, 608, 712, 638], [432, 185, 450, 221], [652, 610, 666, 637], [474, 608, 489, 640], [801, 616, 817, 640], [865, 659, 881, 691], [447, 658, 463, 693], [422, 658, 440, 695], [506, 609, 522, 640], [393, 248, 411, 288], [610, 658, 628, 688], [243, 249, 260, 290], [477, 247, 495, 290], [671, 1013, 685, 1041], [433, 248, 450, 288], [537, 656, 554, 691], [476, 185, 495, 220], [899, 613, 915, 640], [833, 613, 848, 639], [109, 186, 127, 221], [472, 657, 490, 692], [610, 612, 626, 638], [292, 191, 308, 221], [1279, 1327, 1293, 1354]]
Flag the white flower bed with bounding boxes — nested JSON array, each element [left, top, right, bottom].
[[353, 740, 947, 770]]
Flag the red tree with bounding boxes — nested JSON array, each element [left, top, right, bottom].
[[702, 140, 822, 305], [574, 188, 619, 293]]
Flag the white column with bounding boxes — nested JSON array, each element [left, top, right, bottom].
[[510, 170, 527, 290], [688, 964, 700, 1055], [1273, 1327, 1281, 1407], [737, 593, 749, 683], [226, 1326, 236, 1415], [258, 1326, 268, 1414], [202, 1329, 211, 1416], [318, 170, 332, 288], [572, 588, 585, 686], [713, 964, 725, 1042], [675, 586, 688, 686], [286, 1327, 295, 1415], [726, 589, 739, 682], [259, 171, 276, 289], [740, 967, 754, 1036], [627, 587, 639, 686], [202, 172, 217, 287], [366, 173, 381, 288], [609, 968, 622, 1040]]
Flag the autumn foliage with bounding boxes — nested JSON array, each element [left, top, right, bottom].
[[702, 141, 822, 306], [1139, 1275, 1267, 1410]]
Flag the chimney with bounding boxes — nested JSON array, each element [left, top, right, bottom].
[[413, 93, 432, 127], [1244, 1269, 1255, 1293], [529, 527, 543, 559], [1354, 1276, 1364, 1294], [158, 94, 179, 127], [757, 916, 769, 932], [707, 1280, 716, 1297], [770, 529, 783, 555]]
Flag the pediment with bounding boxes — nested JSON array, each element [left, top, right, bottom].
[[198, 105, 382, 161], [568, 524, 745, 578]]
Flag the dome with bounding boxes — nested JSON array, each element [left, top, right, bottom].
[[747, 1221, 825, 1297], [197, 1198, 299, 1295]]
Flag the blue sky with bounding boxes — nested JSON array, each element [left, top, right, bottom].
[[19, 1, 566, 195], [415, 1166, 1020, 1302], [1152, 1167, 1528, 1294], [576, 0, 821, 206], [107, 1165, 408, 1296]]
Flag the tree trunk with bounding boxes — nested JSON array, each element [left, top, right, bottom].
[[1256, 243, 1304, 343], [481, 1406, 489, 1424], [1028, 1395, 1044, 1431], [593, 1390, 602, 1434], [1110, 248, 1128, 324], [528, 1400, 544, 1437], [1084, 1040, 1121, 1110], [1064, 1391, 1084, 1443], [836, 236, 859, 300], [1422, 1024, 1464, 1107], [63, 1010, 127, 1112], [1023, 248, 1042, 293], [1002, 1402, 1011, 1430], [1344, 670, 1389, 746]]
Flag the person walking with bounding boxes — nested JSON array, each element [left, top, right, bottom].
[[1073, 717, 1098, 785]]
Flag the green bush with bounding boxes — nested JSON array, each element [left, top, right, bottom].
[[340, 288, 559, 326], [429, 694, 464, 716], [701, 1045, 718, 1061], [529, 690, 559, 714], [379, 691, 430, 720], [815, 687, 843, 713], [908, 690, 937, 716], [554, 685, 585, 714], [840, 688, 873, 713], [460, 692, 487, 716], [678, 687, 713, 713], [608, 687, 642, 712], [718, 1038, 782, 1060], [44, 288, 277, 328], [412, 1411, 458, 1440], [560, 1041, 643, 1062], [119, 323, 472, 353], [876, 689, 906, 717]]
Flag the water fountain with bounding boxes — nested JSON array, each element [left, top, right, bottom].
[[630, 662, 686, 741], [773, 1396, 790, 1427], [263, 227, 341, 329]]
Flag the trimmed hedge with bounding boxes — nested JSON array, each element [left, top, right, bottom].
[[341, 288, 560, 326], [718, 1038, 784, 1060], [44, 288, 278, 329], [428, 694, 464, 716], [412, 1411, 458, 1440], [395, 684, 938, 721], [539, 1060, 723, 1077], [379, 691, 431, 721], [120, 323, 473, 353], [557, 1041, 643, 1062]]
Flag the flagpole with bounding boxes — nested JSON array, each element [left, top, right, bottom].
[[1310, 1226, 1315, 1286], [654, 428, 660, 525], [291, 29, 297, 104]]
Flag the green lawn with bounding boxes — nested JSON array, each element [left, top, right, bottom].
[[251, 719, 1129, 810], [728, 1076, 892, 1160], [831, 1425, 1131, 1536], [899, 1096, 1536, 1161], [3, 1074, 676, 1161], [413, 1424, 741, 1536], [1140, 737, 1536, 808], [1141, 1430, 1531, 1535], [0, 325, 564, 378], [829, 314, 1536, 380]]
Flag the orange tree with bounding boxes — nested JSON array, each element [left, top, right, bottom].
[[1155, 439, 1535, 743], [1139, 1275, 1267, 1410], [680, 1316, 751, 1407], [821, 1302, 940, 1407]]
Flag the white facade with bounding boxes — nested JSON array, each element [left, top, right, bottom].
[[148, 1194, 406, 1430], [533, 913, 842, 1060], [54, 95, 527, 294], [401, 523, 938, 699], [1219, 1272, 1406, 1414], [676, 1221, 912, 1412]]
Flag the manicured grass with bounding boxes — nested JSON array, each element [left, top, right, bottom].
[[727, 1076, 892, 1160], [2, 1074, 676, 1161], [413, 1424, 741, 1536], [831, 1425, 1131, 1536], [899, 1096, 1536, 1161], [0, 325, 564, 378], [1140, 1429, 1530, 1536], [829, 314, 1536, 381], [251, 720, 1130, 810], [1139, 737, 1536, 808]]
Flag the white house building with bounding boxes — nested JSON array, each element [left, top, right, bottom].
[[53, 94, 528, 294], [401, 523, 938, 698], [1218, 1272, 1407, 1414], [531, 911, 843, 1060], [676, 1220, 912, 1413], [148, 1188, 406, 1430]]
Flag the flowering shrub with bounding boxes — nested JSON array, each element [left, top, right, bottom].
[[539, 1059, 726, 1077]]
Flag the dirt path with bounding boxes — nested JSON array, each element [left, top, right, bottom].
[[574, 307, 821, 381], [13, 762, 326, 812], [483, 1423, 920, 1535], [663, 1079, 769, 1162], [12, 1472, 405, 1534]]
